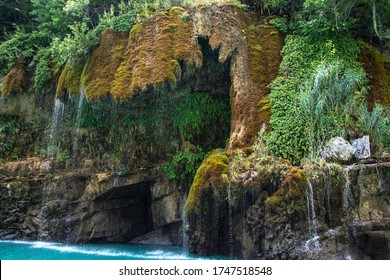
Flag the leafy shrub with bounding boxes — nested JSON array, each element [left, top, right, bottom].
[[270, 17, 288, 33], [32, 48, 53, 91], [173, 92, 230, 143], [164, 146, 205, 180], [357, 104, 390, 155], [51, 22, 99, 65], [300, 62, 368, 156], [267, 33, 368, 164], [112, 11, 138, 33]]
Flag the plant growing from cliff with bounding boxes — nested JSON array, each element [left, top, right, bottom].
[[164, 146, 205, 180], [357, 104, 390, 155], [300, 62, 368, 157], [112, 10, 138, 33], [266, 32, 369, 164], [173, 92, 230, 145]]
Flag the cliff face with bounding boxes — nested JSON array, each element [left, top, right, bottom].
[[0, 4, 282, 247], [55, 4, 283, 150], [1, 4, 389, 260], [186, 158, 390, 259], [0, 158, 184, 245]]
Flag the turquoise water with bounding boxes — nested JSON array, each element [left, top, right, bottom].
[[0, 240, 218, 260]]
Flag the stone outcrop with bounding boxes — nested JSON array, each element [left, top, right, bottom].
[[185, 148, 390, 259], [322, 137, 356, 163], [351, 135, 371, 160], [0, 158, 186, 246]]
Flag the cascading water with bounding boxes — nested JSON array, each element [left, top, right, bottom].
[[304, 180, 321, 252], [324, 167, 332, 228], [342, 166, 356, 259], [72, 88, 86, 156], [47, 98, 65, 157], [306, 180, 317, 236], [37, 182, 49, 241], [343, 167, 353, 213], [181, 207, 188, 253]]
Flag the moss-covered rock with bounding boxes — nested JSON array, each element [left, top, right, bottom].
[[112, 6, 202, 100], [82, 28, 128, 100], [358, 42, 390, 109], [80, 4, 283, 149], [1, 61, 28, 97], [185, 148, 230, 212], [56, 60, 85, 100]]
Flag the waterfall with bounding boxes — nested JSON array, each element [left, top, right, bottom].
[[75, 88, 86, 128], [227, 182, 234, 257], [343, 166, 356, 259], [72, 88, 86, 156], [47, 98, 64, 157], [181, 207, 188, 253], [324, 167, 332, 228], [304, 180, 321, 252], [343, 167, 353, 213], [306, 180, 317, 236], [38, 182, 49, 241]]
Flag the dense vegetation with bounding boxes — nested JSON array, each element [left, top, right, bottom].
[[1, 0, 390, 167], [262, 0, 390, 163]]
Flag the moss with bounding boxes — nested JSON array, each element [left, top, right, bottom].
[[244, 21, 283, 127], [266, 195, 281, 207], [358, 42, 390, 109], [227, 11, 283, 150], [56, 60, 85, 100], [81, 28, 128, 100], [2, 61, 27, 97], [284, 167, 307, 200], [112, 7, 202, 100], [185, 148, 230, 212]]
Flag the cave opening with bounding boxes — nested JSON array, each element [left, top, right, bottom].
[[176, 36, 233, 151]]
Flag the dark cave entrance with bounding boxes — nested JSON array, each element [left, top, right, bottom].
[[90, 180, 154, 243], [176, 36, 233, 151]]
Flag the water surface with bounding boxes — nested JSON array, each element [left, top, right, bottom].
[[0, 240, 220, 260]]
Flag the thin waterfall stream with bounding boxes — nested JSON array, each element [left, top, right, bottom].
[[304, 180, 321, 251], [72, 88, 86, 156], [47, 98, 65, 157]]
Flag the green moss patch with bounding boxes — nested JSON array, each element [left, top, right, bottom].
[[358, 42, 390, 110], [2, 61, 27, 97], [112, 6, 202, 100], [185, 148, 230, 212], [81, 28, 128, 100], [56, 60, 85, 100]]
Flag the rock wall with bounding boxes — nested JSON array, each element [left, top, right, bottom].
[[0, 158, 187, 246], [186, 157, 390, 259]]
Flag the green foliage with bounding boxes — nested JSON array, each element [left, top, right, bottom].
[[181, 11, 190, 22], [270, 17, 288, 33], [164, 146, 205, 180], [357, 104, 390, 154], [267, 76, 309, 164], [0, 0, 33, 41], [172, 92, 230, 143], [32, 48, 53, 91], [300, 62, 368, 157], [267, 33, 368, 164], [51, 22, 100, 65], [112, 10, 138, 33]]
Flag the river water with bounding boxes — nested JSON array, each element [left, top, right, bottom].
[[0, 240, 225, 260]]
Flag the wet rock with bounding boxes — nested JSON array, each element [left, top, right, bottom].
[[351, 135, 371, 159], [322, 137, 356, 162]]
